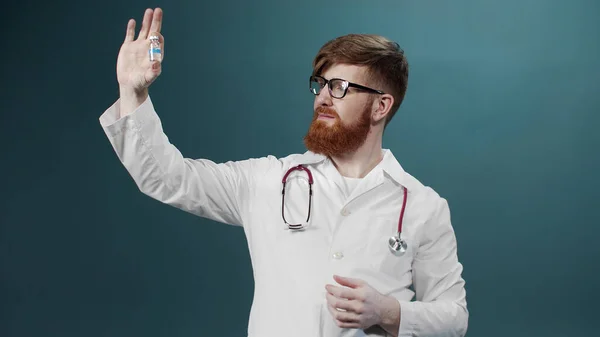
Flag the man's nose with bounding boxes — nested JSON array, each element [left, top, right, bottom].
[[315, 85, 333, 106]]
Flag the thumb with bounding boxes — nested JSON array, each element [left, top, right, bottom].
[[333, 275, 363, 288], [143, 61, 162, 86]]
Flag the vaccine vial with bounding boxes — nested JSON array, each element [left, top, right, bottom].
[[149, 36, 162, 62]]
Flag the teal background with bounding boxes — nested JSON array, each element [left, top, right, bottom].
[[2, 0, 599, 336]]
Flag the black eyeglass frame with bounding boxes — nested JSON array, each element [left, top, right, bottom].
[[309, 75, 385, 98]]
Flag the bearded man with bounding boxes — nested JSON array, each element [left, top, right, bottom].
[[99, 7, 469, 337]]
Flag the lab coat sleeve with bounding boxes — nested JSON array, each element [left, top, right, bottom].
[[396, 196, 469, 337], [98, 96, 275, 227]]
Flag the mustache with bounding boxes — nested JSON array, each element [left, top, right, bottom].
[[314, 106, 339, 119]]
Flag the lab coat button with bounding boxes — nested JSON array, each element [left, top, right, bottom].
[[332, 252, 344, 260], [340, 208, 350, 216]]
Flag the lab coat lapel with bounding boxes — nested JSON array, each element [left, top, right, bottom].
[[343, 168, 385, 207], [340, 149, 409, 208], [321, 159, 348, 197], [290, 151, 347, 197], [289, 150, 410, 207], [310, 155, 382, 201]]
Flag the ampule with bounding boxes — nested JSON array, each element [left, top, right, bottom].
[[149, 36, 162, 62]]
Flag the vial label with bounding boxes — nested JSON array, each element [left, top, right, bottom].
[[149, 47, 162, 62]]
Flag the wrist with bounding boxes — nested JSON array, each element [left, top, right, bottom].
[[379, 295, 400, 336], [118, 86, 148, 118], [119, 86, 148, 101]]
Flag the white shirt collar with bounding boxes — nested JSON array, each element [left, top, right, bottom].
[[289, 149, 418, 193]]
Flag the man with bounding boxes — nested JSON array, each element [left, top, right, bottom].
[[99, 7, 468, 337]]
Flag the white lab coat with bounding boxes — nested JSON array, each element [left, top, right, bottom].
[[99, 96, 468, 337]]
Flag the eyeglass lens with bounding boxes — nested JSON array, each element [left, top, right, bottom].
[[310, 77, 347, 98]]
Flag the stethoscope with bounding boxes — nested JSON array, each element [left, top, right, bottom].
[[281, 165, 408, 256]]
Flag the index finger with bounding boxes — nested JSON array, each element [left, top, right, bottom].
[[326, 285, 360, 301], [149, 7, 163, 34], [124, 18, 135, 42]]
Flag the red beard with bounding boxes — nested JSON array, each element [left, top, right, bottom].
[[303, 105, 371, 157]]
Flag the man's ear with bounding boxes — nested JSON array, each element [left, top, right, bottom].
[[372, 94, 394, 123]]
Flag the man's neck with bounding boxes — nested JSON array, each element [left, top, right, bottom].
[[330, 136, 384, 179]]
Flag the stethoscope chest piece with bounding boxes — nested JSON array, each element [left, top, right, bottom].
[[388, 234, 407, 256]]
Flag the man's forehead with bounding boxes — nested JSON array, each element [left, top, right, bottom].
[[321, 64, 369, 83]]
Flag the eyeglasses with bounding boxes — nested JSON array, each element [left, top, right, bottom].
[[309, 75, 385, 99]]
